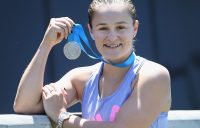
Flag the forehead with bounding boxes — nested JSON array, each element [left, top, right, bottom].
[[92, 4, 132, 25], [96, 3, 127, 12]]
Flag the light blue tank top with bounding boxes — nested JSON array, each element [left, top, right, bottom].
[[82, 56, 168, 128]]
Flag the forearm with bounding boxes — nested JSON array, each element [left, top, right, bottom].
[[62, 115, 117, 128], [14, 41, 52, 113]]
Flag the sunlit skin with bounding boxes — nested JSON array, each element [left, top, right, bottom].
[[89, 4, 139, 64]]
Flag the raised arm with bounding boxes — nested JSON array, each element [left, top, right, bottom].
[[13, 17, 74, 114]]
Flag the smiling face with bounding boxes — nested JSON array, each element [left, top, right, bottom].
[[88, 3, 138, 64]]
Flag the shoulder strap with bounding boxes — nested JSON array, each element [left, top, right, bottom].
[[131, 59, 146, 90]]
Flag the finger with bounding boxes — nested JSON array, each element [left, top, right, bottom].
[[43, 89, 55, 99], [42, 91, 47, 99], [50, 17, 74, 40], [61, 88, 68, 102], [49, 83, 62, 94], [56, 17, 75, 27], [48, 23, 65, 41], [43, 86, 51, 93], [44, 84, 55, 92], [49, 18, 66, 39], [63, 17, 75, 31], [63, 17, 75, 25], [65, 21, 72, 38], [55, 17, 74, 35], [42, 87, 49, 98], [51, 23, 66, 40], [61, 88, 69, 106], [50, 17, 74, 27], [43, 85, 57, 98], [48, 18, 54, 27], [54, 21, 69, 39], [48, 84, 63, 96], [49, 90, 57, 96]]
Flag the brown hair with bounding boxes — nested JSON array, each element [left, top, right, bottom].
[[88, 0, 137, 28]]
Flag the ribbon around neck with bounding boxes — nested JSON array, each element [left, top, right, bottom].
[[66, 24, 135, 68]]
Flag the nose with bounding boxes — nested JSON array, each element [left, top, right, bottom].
[[107, 30, 118, 41]]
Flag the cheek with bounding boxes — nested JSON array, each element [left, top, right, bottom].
[[93, 33, 104, 49], [121, 36, 134, 50], [94, 33, 106, 41], [120, 29, 134, 38], [121, 33, 133, 44]]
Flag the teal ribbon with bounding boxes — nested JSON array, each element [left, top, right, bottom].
[[66, 24, 135, 68]]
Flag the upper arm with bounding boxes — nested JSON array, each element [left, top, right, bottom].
[[47, 66, 95, 108], [114, 61, 171, 128]]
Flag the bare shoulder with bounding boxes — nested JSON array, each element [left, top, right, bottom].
[[136, 59, 171, 111], [141, 60, 170, 80]]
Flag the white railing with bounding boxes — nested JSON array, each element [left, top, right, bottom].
[[168, 110, 200, 128], [0, 111, 200, 128]]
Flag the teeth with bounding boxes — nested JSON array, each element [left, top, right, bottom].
[[105, 44, 120, 48]]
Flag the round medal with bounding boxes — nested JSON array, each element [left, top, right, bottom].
[[63, 41, 81, 60]]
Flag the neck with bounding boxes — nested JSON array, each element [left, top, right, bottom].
[[102, 62, 131, 80], [102, 50, 135, 68]]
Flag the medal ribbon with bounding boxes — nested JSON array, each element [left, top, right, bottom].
[[66, 24, 135, 68]]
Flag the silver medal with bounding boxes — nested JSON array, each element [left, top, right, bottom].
[[63, 41, 81, 60]]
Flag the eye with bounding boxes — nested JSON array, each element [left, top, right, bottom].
[[98, 27, 108, 31], [117, 26, 126, 30]]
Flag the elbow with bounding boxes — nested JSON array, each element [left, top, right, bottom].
[[13, 101, 34, 114], [13, 93, 28, 114], [13, 103, 22, 114], [13, 101, 27, 114], [13, 100, 44, 114]]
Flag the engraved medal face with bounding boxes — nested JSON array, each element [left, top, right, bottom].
[[63, 41, 81, 60]]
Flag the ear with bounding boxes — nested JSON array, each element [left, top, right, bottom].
[[133, 20, 139, 38], [87, 23, 94, 40]]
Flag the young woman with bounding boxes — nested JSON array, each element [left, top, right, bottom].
[[14, 0, 171, 128]]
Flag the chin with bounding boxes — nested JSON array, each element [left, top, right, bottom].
[[103, 55, 124, 64]]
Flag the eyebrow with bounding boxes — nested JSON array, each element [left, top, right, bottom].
[[95, 21, 128, 27]]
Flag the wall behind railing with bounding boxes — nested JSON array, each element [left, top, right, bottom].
[[0, 0, 200, 114], [0, 111, 200, 128]]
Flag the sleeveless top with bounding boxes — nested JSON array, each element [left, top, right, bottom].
[[82, 56, 168, 128]]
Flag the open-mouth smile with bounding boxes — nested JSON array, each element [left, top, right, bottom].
[[103, 43, 122, 48]]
